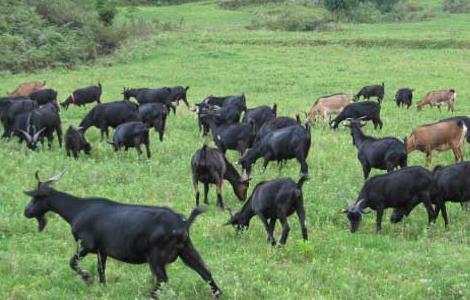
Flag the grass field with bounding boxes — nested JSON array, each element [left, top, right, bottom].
[[1, 1, 469, 299]]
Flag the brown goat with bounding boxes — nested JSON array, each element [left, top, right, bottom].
[[405, 120, 467, 164], [8, 81, 47, 97], [416, 89, 456, 112], [306, 93, 352, 124]]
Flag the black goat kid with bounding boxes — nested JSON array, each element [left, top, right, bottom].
[[226, 176, 309, 246], [345, 120, 407, 179], [191, 145, 249, 208], [24, 171, 222, 299]]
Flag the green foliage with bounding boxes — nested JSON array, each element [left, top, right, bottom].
[[219, 0, 284, 9], [323, 0, 359, 12], [443, 0, 470, 13], [96, 0, 118, 26], [0, 0, 138, 73]]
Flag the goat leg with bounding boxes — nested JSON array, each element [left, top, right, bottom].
[[149, 264, 168, 300], [278, 217, 290, 245], [97, 250, 107, 284], [203, 183, 209, 205], [179, 241, 222, 299], [69, 244, 93, 284], [375, 208, 384, 233]]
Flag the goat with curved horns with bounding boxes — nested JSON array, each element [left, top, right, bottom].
[[24, 171, 222, 299]]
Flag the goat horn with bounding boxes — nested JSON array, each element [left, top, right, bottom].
[[33, 127, 46, 141], [45, 170, 66, 183], [17, 129, 32, 143], [35, 171, 42, 183]]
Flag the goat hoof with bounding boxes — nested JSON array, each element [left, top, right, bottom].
[[82, 273, 94, 285], [213, 289, 222, 299]]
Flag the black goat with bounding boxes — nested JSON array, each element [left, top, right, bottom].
[[61, 83, 102, 109], [12, 112, 45, 150], [255, 115, 300, 143], [431, 163, 470, 226], [330, 101, 382, 129], [237, 124, 311, 176], [108, 121, 151, 159], [79, 100, 139, 141], [354, 82, 385, 103], [29, 89, 58, 106], [226, 176, 308, 246], [138, 103, 168, 142], [65, 126, 91, 159], [342, 166, 435, 233], [242, 104, 277, 132], [16, 102, 62, 149], [201, 114, 255, 155], [23, 171, 222, 299], [395, 88, 413, 108], [0, 99, 37, 138], [169, 86, 190, 107], [346, 120, 407, 179], [123, 87, 176, 114], [200, 94, 247, 111], [191, 145, 250, 208]]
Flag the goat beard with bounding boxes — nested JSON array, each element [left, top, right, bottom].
[[36, 215, 47, 232]]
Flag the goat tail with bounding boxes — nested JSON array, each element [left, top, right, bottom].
[[98, 82, 102, 91], [297, 174, 309, 190], [186, 207, 206, 229]]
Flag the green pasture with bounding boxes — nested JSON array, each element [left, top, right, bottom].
[[1, 1, 469, 299]]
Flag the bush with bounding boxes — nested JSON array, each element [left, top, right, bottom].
[[97, 0, 118, 26], [0, 0, 152, 73], [220, 0, 284, 10], [323, 0, 359, 13], [443, 0, 470, 13]]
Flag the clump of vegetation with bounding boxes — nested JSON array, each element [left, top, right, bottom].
[[443, 0, 470, 13], [219, 0, 284, 9], [0, 0, 149, 73]]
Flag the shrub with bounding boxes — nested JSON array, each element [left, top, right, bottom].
[[220, 0, 284, 10], [323, 0, 360, 13], [97, 0, 118, 26], [443, 0, 470, 13]]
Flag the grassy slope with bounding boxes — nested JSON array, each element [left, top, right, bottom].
[[1, 1, 469, 299]]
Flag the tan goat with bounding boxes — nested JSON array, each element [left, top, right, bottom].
[[306, 93, 352, 124], [405, 120, 467, 164], [416, 89, 456, 112], [8, 80, 47, 97]]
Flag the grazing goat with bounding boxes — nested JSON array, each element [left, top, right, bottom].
[[226, 176, 309, 246], [306, 93, 352, 124], [330, 101, 382, 129], [108, 121, 151, 159], [201, 114, 255, 155], [65, 126, 91, 159], [24, 171, 222, 299], [237, 124, 311, 176], [12, 112, 45, 150], [191, 145, 250, 208], [395, 88, 413, 108], [345, 120, 407, 179], [138, 103, 168, 142], [342, 166, 435, 233], [169, 86, 190, 107], [16, 102, 62, 150], [416, 89, 456, 112], [255, 115, 300, 143], [29, 89, 58, 106], [0, 99, 37, 138], [430, 163, 470, 226], [79, 100, 139, 141], [354, 83, 385, 103], [199, 94, 247, 111], [405, 120, 467, 164], [123, 87, 176, 114], [61, 83, 102, 109], [242, 104, 277, 132], [8, 80, 47, 97]]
